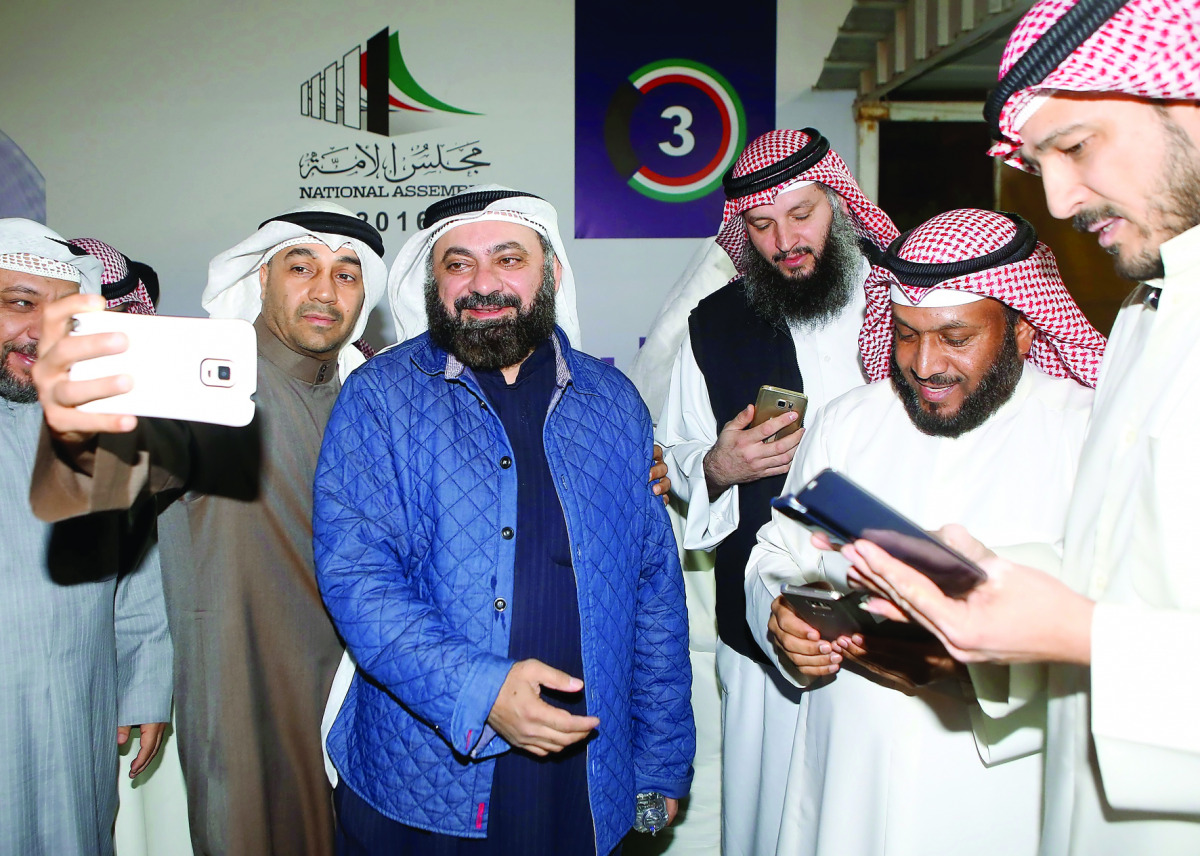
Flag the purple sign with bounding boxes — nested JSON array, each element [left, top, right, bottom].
[[574, 1, 776, 239]]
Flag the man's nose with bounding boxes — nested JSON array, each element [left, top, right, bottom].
[[1040, 162, 1087, 221], [308, 272, 337, 303]]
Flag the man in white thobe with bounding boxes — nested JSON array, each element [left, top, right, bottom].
[[840, 2, 1200, 853], [746, 208, 1106, 856], [656, 128, 899, 855]]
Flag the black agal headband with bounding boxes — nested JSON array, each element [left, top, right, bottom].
[[721, 128, 830, 200], [422, 189, 544, 230], [984, 0, 1131, 141], [882, 212, 1038, 287], [259, 210, 385, 258]]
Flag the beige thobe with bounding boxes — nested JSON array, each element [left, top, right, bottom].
[[32, 317, 344, 856]]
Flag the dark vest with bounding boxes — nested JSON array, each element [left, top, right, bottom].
[[688, 279, 804, 663]]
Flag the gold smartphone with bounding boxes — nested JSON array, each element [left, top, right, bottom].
[[750, 385, 808, 442]]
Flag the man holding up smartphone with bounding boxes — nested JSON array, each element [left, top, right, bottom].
[[30, 204, 386, 856], [655, 128, 899, 855], [746, 209, 1105, 856], [0, 219, 172, 855]]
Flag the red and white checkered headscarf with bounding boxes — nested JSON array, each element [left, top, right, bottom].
[[859, 209, 1106, 387], [68, 237, 158, 315], [989, 0, 1200, 169], [715, 129, 899, 273]]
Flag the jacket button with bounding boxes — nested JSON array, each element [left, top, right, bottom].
[[500, 456, 512, 469], [501, 527, 514, 539], [494, 598, 507, 612]]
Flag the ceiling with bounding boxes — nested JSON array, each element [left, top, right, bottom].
[[815, 0, 1032, 102]]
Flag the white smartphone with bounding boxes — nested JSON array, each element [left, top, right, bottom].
[[69, 312, 257, 427]]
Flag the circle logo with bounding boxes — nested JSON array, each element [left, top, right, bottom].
[[604, 58, 747, 203]]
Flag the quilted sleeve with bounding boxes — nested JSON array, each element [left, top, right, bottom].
[[630, 411, 697, 799], [314, 369, 514, 757]]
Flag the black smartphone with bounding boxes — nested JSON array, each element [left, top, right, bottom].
[[770, 469, 987, 597]]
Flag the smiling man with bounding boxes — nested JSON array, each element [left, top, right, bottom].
[[314, 187, 694, 855], [654, 128, 899, 856], [0, 219, 171, 855], [834, 2, 1200, 854], [30, 204, 386, 856], [745, 209, 1104, 856]]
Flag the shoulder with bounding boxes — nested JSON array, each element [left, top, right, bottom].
[[1023, 366, 1096, 416], [816, 379, 894, 426], [690, 278, 746, 323], [566, 348, 651, 425]]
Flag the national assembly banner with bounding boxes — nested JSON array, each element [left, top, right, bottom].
[[574, 0, 776, 239]]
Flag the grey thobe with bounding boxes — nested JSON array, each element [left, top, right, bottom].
[[32, 318, 345, 856], [2, 397, 172, 855]]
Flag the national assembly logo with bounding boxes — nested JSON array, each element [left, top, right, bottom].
[[300, 26, 479, 137], [604, 58, 747, 203], [297, 25, 490, 232]]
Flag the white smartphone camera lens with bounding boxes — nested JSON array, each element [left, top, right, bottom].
[[201, 359, 236, 388]]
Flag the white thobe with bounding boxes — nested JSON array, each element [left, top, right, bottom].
[[1042, 224, 1200, 854], [746, 364, 1094, 856], [656, 261, 869, 856]]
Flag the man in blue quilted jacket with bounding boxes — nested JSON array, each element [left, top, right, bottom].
[[313, 187, 696, 855]]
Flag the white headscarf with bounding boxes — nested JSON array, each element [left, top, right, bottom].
[[0, 218, 102, 294], [387, 185, 581, 347], [201, 203, 387, 381]]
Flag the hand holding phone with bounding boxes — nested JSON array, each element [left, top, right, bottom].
[[771, 469, 987, 597], [750, 385, 808, 442], [68, 312, 257, 427]]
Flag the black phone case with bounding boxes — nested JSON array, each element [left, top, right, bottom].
[[771, 469, 987, 597]]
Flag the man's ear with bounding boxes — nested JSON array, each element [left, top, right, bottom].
[[1014, 314, 1036, 357], [552, 256, 563, 294], [259, 264, 269, 300]]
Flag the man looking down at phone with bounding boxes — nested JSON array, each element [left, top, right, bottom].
[[655, 127, 899, 855], [312, 187, 694, 855], [836, 1, 1200, 853], [29, 203, 386, 856], [744, 208, 1104, 856], [0, 219, 172, 854]]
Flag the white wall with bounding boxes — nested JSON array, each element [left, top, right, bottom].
[[0, 0, 855, 369]]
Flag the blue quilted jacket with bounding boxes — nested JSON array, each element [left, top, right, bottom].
[[313, 329, 695, 854]]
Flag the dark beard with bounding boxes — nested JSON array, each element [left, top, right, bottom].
[[1072, 115, 1200, 282], [426, 274, 557, 372], [889, 321, 1025, 438], [0, 342, 37, 403], [741, 207, 862, 330]]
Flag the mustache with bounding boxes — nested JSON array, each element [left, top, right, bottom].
[[2, 342, 36, 359], [1072, 206, 1121, 234], [297, 303, 344, 323], [913, 371, 964, 386], [772, 246, 816, 263], [455, 292, 523, 313]]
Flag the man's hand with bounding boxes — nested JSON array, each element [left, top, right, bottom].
[[768, 595, 866, 677], [32, 292, 137, 444], [487, 659, 601, 757], [118, 721, 167, 778], [666, 797, 679, 827], [650, 443, 671, 505], [839, 524, 1095, 666], [702, 404, 803, 501]]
